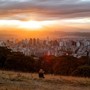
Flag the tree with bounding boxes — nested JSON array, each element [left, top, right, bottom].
[[72, 65, 90, 77], [0, 46, 11, 67]]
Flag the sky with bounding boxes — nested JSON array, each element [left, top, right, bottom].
[[0, 0, 90, 38]]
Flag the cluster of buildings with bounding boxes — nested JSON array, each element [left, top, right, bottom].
[[0, 37, 90, 58]]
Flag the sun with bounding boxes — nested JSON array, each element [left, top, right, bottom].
[[19, 20, 43, 30]]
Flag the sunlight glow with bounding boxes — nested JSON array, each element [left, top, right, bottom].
[[19, 20, 43, 30], [0, 18, 90, 31], [0, 20, 57, 31]]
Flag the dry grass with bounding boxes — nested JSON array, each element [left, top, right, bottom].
[[0, 70, 90, 90]]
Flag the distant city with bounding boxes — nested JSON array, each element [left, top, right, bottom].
[[0, 37, 90, 58]]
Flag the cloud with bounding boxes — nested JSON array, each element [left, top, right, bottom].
[[0, 0, 90, 20]]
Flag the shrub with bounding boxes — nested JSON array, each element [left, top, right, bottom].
[[72, 65, 90, 77]]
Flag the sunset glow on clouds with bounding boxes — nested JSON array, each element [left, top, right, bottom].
[[0, 0, 90, 32]]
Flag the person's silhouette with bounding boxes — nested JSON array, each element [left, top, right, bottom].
[[38, 69, 45, 78]]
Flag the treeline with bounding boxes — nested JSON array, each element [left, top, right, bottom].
[[0, 46, 90, 77]]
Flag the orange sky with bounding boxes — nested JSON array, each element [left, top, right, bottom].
[[0, 0, 90, 39], [0, 18, 90, 31]]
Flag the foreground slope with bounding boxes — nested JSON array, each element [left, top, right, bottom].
[[0, 70, 90, 90]]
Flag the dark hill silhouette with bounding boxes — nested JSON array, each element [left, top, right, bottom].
[[0, 46, 90, 77]]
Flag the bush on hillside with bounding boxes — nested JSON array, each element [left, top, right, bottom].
[[72, 65, 90, 77]]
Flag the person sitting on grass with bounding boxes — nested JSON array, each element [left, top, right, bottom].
[[39, 69, 45, 78]]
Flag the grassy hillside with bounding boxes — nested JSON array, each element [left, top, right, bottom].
[[0, 70, 90, 90]]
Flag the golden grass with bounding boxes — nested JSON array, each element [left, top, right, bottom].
[[0, 70, 90, 90]]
